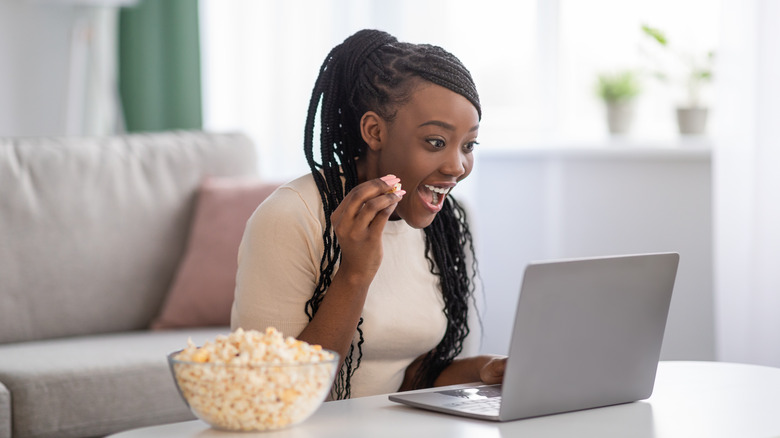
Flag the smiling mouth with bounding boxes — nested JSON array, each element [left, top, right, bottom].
[[422, 184, 452, 207]]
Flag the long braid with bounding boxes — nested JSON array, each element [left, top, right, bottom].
[[303, 30, 481, 399], [414, 197, 478, 388]]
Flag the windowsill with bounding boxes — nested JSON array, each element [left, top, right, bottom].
[[476, 134, 713, 160]]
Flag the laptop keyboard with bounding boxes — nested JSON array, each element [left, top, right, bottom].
[[444, 396, 502, 414]]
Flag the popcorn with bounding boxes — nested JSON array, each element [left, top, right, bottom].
[[387, 182, 402, 194], [170, 327, 337, 431]]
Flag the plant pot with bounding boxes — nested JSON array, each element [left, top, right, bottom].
[[676, 107, 708, 135], [606, 100, 635, 135]]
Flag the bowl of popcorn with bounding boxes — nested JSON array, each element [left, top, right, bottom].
[[167, 327, 338, 432]]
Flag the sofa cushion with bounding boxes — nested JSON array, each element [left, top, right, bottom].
[[0, 131, 256, 344], [151, 177, 279, 329], [0, 328, 227, 438]]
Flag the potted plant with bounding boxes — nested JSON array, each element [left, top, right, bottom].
[[595, 70, 642, 135], [640, 24, 714, 135]]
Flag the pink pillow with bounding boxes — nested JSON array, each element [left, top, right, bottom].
[[151, 176, 279, 329]]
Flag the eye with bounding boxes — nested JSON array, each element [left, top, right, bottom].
[[426, 138, 446, 149], [463, 141, 479, 152]]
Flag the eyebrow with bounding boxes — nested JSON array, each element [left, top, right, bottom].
[[418, 120, 480, 132]]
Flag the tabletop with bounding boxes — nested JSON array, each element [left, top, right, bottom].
[[110, 361, 780, 438]]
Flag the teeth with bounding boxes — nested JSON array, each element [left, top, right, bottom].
[[425, 185, 451, 206], [424, 185, 451, 195]]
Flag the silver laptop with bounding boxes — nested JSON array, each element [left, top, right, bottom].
[[389, 252, 679, 421]]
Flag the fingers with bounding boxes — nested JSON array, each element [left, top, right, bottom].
[[380, 174, 406, 197], [480, 357, 507, 385], [334, 175, 405, 230]]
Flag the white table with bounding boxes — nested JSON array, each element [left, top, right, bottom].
[[110, 361, 780, 437]]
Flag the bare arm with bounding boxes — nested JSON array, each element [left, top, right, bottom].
[[399, 354, 507, 391], [294, 265, 374, 367], [296, 175, 405, 367]]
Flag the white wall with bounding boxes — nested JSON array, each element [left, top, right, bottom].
[[467, 141, 715, 361], [0, 2, 77, 136]]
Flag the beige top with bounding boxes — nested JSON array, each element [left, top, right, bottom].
[[231, 174, 447, 398]]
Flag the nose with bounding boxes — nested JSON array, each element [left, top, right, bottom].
[[440, 147, 469, 179]]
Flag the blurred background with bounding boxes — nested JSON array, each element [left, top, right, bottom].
[[2, 0, 778, 369]]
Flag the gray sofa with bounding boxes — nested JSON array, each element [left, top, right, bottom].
[[0, 131, 258, 437]]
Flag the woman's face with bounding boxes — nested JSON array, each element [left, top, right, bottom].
[[369, 82, 480, 229]]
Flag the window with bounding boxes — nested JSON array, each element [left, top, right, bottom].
[[556, 0, 721, 141], [200, 0, 720, 179]]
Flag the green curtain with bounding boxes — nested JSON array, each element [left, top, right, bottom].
[[118, 0, 202, 132]]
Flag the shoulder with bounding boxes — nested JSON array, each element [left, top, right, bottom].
[[252, 173, 324, 225], [237, 173, 327, 249]]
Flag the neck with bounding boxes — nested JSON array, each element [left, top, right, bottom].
[[354, 154, 378, 185]]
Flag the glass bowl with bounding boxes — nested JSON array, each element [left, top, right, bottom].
[[167, 350, 338, 432]]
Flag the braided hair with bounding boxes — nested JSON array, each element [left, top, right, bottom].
[[303, 29, 481, 399]]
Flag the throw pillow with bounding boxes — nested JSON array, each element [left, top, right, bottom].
[[151, 176, 279, 329]]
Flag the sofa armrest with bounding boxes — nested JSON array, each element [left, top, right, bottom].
[[0, 380, 10, 438]]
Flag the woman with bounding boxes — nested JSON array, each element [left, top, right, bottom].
[[232, 29, 505, 399]]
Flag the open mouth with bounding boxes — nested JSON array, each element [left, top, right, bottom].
[[420, 184, 452, 209]]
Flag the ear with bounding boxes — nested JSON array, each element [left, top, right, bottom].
[[360, 111, 385, 152]]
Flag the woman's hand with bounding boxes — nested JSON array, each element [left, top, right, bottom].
[[479, 356, 507, 385], [329, 174, 405, 281], [402, 354, 508, 390], [296, 175, 404, 365]]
